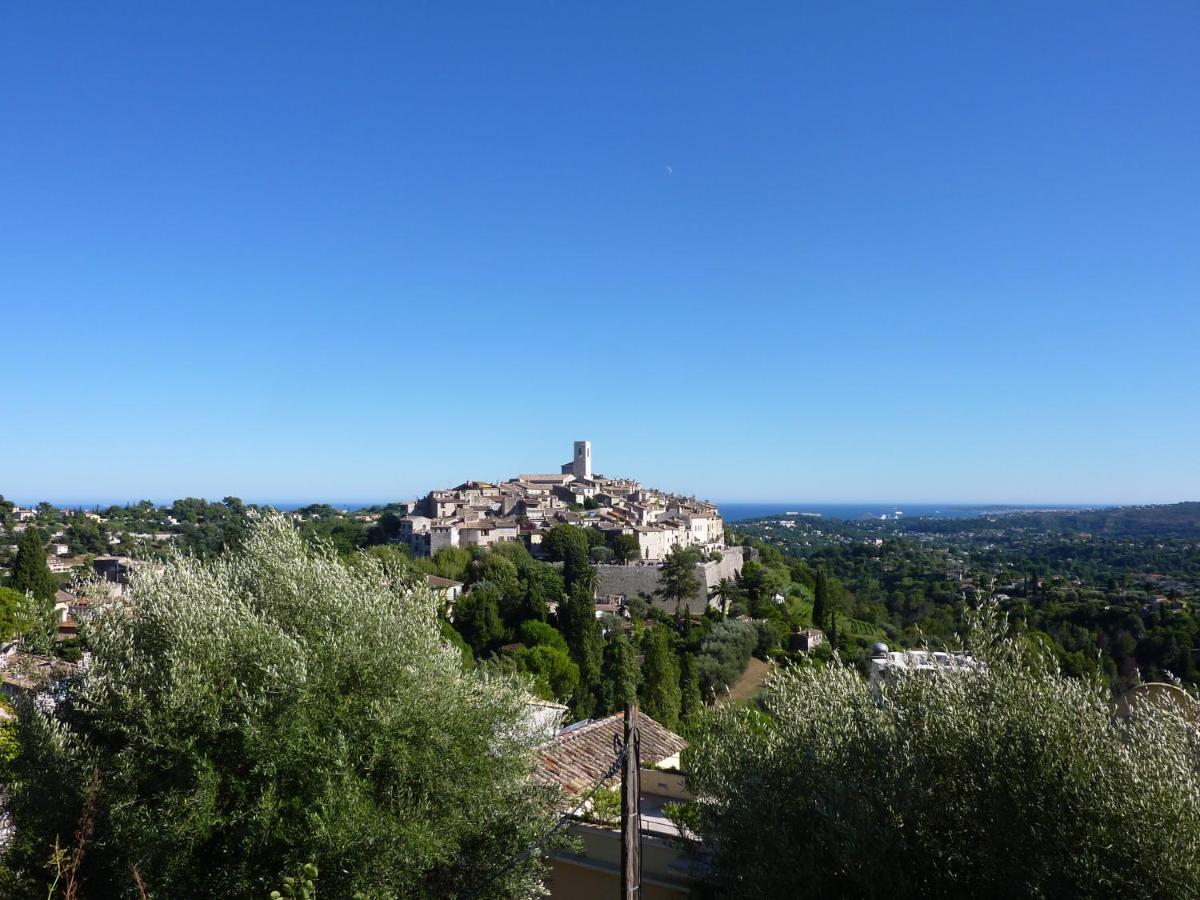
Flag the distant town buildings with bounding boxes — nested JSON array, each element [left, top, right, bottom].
[[0, 440, 745, 615], [867, 645, 981, 685], [397, 440, 727, 565]]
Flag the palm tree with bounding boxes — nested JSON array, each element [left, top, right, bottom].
[[709, 577, 740, 617], [574, 563, 600, 598]]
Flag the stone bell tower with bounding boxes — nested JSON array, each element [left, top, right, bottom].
[[572, 440, 592, 479]]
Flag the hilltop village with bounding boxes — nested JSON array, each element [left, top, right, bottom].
[[0, 441, 747, 624], [394, 441, 725, 560], [382, 441, 744, 610]]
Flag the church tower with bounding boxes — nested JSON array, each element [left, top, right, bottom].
[[573, 440, 592, 480]]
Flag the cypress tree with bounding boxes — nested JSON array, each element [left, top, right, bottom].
[[813, 568, 828, 630], [598, 634, 639, 715], [11, 529, 55, 602], [639, 626, 681, 730], [560, 583, 603, 717]]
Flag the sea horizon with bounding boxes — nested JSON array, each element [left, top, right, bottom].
[[8, 497, 1114, 521], [713, 502, 1105, 523]]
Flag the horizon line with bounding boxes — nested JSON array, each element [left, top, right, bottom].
[[5, 496, 1195, 510]]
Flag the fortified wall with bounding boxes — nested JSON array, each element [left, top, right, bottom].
[[594, 545, 752, 615]]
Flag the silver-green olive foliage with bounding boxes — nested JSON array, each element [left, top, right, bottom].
[[685, 607, 1200, 898], [6, 516, 558, 899]]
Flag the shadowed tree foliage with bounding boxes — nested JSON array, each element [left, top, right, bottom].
[[454, 581, 505, 656], [514, 643, 580, 703], [811, 567, 829, 630], [609, 532, 641, 564], [678, 649, 703, 722]]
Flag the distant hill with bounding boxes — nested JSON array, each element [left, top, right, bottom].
[[1008, 502, 1200, 539]]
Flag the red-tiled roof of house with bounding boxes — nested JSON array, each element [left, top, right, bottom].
[[533, 712, 687, 795]]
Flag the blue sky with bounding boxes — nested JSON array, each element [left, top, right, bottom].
[[2, 2, 1197, 506]]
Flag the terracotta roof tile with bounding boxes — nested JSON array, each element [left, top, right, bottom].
[[533, 712, 687, 795]]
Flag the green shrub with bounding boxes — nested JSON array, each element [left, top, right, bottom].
[[581, 786, 620, 826], [516, 619, 569, 654], [684, 609, 1200, 898], [695, 620, 758, 696], [752, 619, 780, 657], [514, 644, 580, 702], [4, 517, 559, 899]]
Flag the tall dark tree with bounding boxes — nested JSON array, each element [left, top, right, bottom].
[[474, 554, 523, 624], [454, 582, 504, 656], [559, 583, 603, 717], [609, 532, 641, 564], [639, 626, 681, 729], [525, 563, 563, 623], [813, 568, 829, 630], [545, 525, 595, 595], [598, 634, 639, 715], [570, 561, 599, 599], [11, 529, 56, 602]]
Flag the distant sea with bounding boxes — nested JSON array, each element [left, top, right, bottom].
[[36, 500, 1096, 521], [715, 503, 1095, 523]]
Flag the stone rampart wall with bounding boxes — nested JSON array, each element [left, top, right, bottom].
[[594, 545, 750, 615]]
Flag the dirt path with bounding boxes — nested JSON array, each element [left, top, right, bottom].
[[718, 657, 774, 705]]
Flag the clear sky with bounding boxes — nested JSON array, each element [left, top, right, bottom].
[[2, 2, 1197, 506]]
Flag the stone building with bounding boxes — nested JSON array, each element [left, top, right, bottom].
[[403, 440, 727, 570], [560, 439, 592, 480]]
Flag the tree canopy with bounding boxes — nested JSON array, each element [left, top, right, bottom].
[[657, 546, 701, 610], [0, 586, 33, 643], [639, 626, 681, 730], [683, 610, 1200, 898], [4, 517, 559, 899], [9, 529, 55, 602]]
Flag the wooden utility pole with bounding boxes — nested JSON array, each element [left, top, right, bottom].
[[620, 701, 641, 899]]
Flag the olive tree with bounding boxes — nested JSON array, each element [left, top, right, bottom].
[[684, 609, 1200, 898], [4, 517, 559, 899]]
